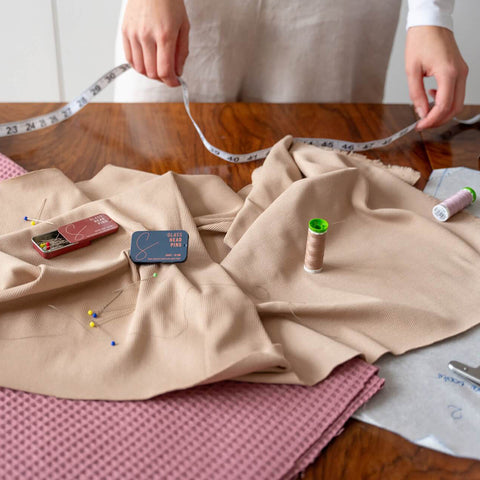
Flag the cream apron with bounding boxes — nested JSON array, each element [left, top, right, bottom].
[[114, 0, 402, 102]]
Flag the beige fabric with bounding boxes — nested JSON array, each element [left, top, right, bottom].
[[114, 0, 402, 102], [1, 138, 480, 400]]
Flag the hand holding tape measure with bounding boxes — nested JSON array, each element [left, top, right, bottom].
[[0, 64, 478, 163]]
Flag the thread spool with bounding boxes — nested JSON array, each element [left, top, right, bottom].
[[304, 218, 329, 273], [432, 187, 476, 222]]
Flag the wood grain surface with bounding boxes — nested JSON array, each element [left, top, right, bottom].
[[0, 102, 429, 190], [421, 105, 480, 172], [1, 102, 479, 479]]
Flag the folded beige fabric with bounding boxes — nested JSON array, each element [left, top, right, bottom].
[[1, 137, 478, 400]]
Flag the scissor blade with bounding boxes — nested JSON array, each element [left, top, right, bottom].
[[449, 361, 480, 385]]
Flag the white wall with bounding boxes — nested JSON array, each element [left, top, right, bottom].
[[0, 0, 60, 101], [54, 0, 120, 101], [0, 0, 478, 104], [0, 0, 119, 102]]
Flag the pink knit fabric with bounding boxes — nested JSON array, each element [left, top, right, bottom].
[[0, 159, 383, 479], [0, 152, 27, 180], [0, 358, 382, 480]]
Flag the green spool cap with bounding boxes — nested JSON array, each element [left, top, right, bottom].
[[463, 187, 477, 203], [308, 218, 329, 233]]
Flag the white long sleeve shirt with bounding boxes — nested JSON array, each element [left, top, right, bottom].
[[407, 0, 455, 30]]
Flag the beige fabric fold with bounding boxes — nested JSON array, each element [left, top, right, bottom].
[[1, 137, 479, 400]]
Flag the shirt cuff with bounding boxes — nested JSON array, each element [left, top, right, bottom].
[[407, 0, 454, 31]]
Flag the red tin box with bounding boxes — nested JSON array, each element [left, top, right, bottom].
[[32, 214, 119, 259]]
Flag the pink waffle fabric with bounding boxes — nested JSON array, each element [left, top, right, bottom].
[[0, 359, 383, 480], [0, 157, 384, 480], [0, 152, 27, 180]]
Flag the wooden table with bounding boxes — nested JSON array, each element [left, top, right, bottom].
[[1, 102, 479, 479]]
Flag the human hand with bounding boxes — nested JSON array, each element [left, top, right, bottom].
[[405, 26, 468, 130], [122, 0, 190, 87]]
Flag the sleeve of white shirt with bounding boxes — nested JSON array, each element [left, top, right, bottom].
[[407, 0, 454, 31]]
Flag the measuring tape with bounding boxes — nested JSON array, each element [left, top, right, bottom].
[[0, 64, 478, 164], [0, 64, 130, 138]]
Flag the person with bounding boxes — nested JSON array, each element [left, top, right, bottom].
[[114, 0, 468, 131]]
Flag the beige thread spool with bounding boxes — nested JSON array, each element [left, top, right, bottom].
[[304, 218, 329, 273]]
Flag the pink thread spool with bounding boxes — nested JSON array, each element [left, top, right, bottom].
[[432, 187, 476, 222], [304, 218, 329, 273]]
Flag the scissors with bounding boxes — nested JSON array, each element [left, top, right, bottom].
[[449, 360, 480, 385]]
